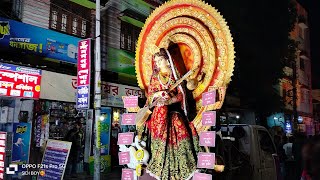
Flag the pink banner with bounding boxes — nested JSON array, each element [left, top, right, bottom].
[[202, 111, 216, 126], [202, 91, 216, 106], [121, 169, 134, 180], [121, 113, 136, 125], [117, 132, 134, 145], [197, 152, 215, 169], [118, 151, 130, 165], [193, 172, 212, 180], [123, 96, 138, 108], [199, 131, 216, 147]]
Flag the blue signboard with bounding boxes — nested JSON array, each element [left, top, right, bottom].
[[0, 17, 81, 64], [11, 123, 31, 179], [100, 107, 111, 155]]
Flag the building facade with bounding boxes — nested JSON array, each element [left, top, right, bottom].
[[277, 1, 313, 134]]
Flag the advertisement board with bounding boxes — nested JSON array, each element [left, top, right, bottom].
[[11, 123, 31, 179], [0, 132, 6, 180], [0, 63, 41, 99], [0, 17, 81, 64], [76, 39, 91, 109], [100, 107, 111, 155], [38, 140, 72, 180]]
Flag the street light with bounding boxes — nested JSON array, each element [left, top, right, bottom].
[[274, 117, 278, 126]]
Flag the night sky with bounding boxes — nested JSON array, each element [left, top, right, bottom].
[[298, 0, 320, 89]]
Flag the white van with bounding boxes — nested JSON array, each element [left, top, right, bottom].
[[214, 124, 280, 180]]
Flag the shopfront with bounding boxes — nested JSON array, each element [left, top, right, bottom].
[[0, 62, 42, 179], [28, 70, 87, 177]]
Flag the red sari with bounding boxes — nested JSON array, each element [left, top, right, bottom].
[[144, 73, 200, 180]]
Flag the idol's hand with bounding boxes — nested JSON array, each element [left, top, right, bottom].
[[156, 97, 170, 106], [153, 90, 170, 100]]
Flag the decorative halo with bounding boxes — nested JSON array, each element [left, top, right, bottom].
[[135, 0, 235, 111]]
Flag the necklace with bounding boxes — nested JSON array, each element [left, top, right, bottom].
[[158, 73, 171, 88]]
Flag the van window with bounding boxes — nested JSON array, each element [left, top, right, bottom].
[[258, 130, 276, 154]]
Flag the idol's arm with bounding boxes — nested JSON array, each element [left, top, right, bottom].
[[167, 88, 183, 105]]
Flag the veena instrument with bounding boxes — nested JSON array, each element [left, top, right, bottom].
[[136, 68, 198, 127]]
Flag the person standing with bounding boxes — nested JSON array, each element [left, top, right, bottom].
[[64, 121, 84, 177]]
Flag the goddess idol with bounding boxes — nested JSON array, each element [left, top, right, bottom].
[[132, 0, 235, 179], [141, 47, 200, 179]]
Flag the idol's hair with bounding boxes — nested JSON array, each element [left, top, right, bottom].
[[154, 48, 169, 60]]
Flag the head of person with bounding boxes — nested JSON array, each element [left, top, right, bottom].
[[153, 48, 171, 75], [74, 121, 82, 130]]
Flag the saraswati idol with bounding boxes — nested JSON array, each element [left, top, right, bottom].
[[126, 0, 235, 179]]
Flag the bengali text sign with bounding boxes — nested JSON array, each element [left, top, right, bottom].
[[117, 132, 134, 145], [123, 96, 138, 108], [193, 172, 212, 180], [197, 152, 215, 169], [76, 39, 91, 109], [199, 131, 216, 147], [0, 63, 41, 99], [121, 169, 134, 180], [202, 91, 216, 106], [202, 111, 216, 126], [118, 151, 130, 165], [121, 113, 136, 125], [38, 140, 72, 180]]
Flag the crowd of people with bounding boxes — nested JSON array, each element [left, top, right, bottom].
[[274, 132, 320, 180]]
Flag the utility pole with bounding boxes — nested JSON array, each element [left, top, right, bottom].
[[94, 0, 101, 179]]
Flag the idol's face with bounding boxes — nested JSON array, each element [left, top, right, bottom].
[[155, 55, 171, 75]]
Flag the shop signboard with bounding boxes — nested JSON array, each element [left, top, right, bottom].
[[41, 69, 142, 107], [76, 39, 91, 109], [0, 63, 41, 99], [101, 82, 143, 107], [0, 17, 80, 64], [11, 123, 31, 179], [0, 132, 6, 180], [38, 140, 72, 180]]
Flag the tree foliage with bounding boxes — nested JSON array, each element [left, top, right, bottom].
[[205, 0, 296, 123]]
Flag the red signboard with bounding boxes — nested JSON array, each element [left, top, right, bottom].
[[0, 63, 41, 99], [77, 39, 91, 86], [0, 132, 6, 180], [76, 39, 91, 109]]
